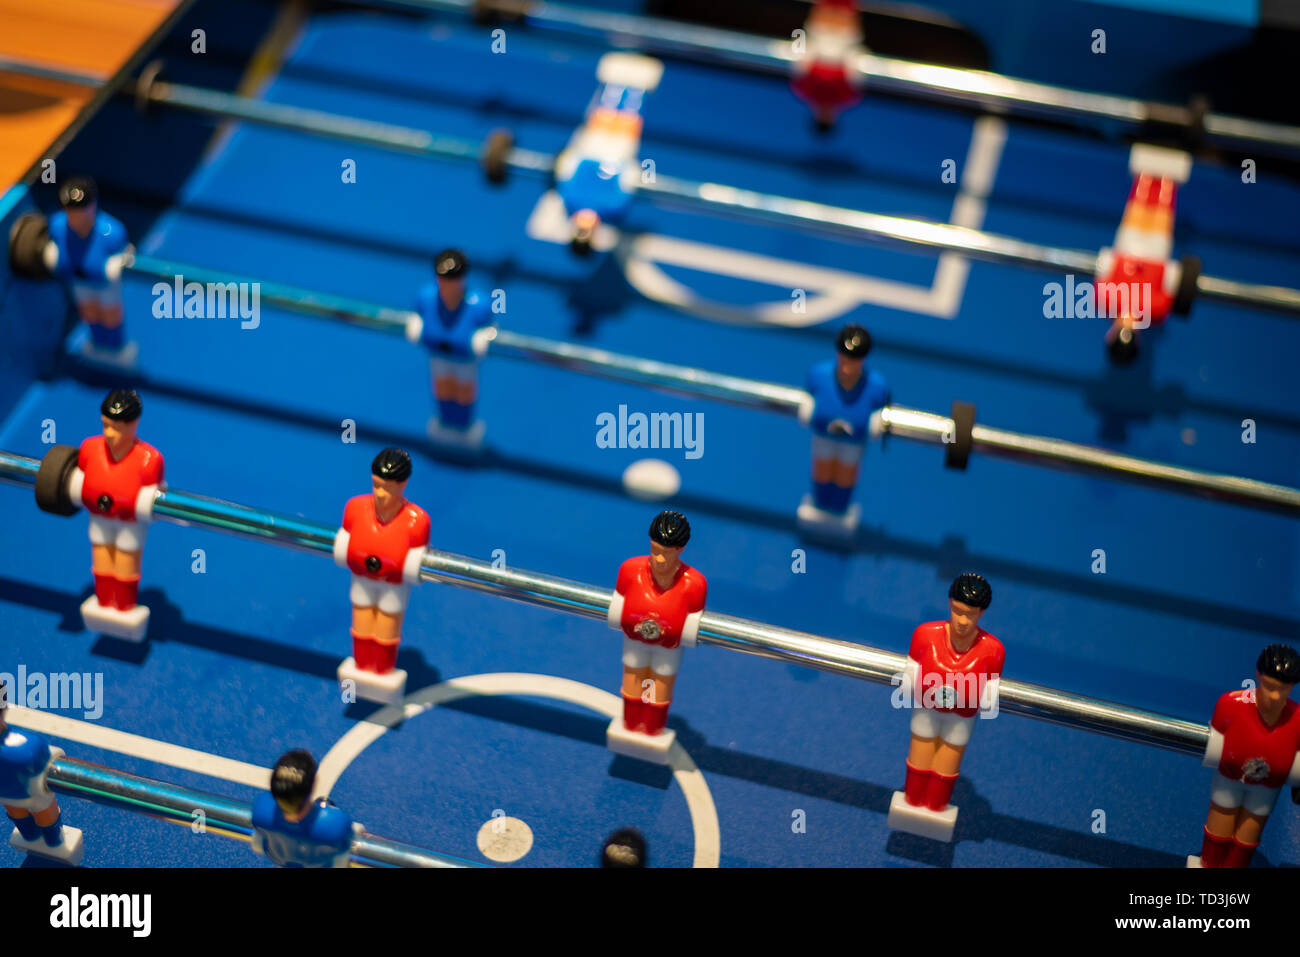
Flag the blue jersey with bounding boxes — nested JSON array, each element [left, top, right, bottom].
[[416, 285, 494, 360], [251, 794, 355, 868], [47, 210, 130, 285], [559, 158, 636, 224], [0, 729, 53, 803], [805, 359, 890, 444]]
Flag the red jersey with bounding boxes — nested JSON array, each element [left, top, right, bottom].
[[1095, 254, 1173, 326], [1211, 690, 1300, 789], [78, 435, 164, 521], [908, 621, 1005, 718], [615, 556, 707, 650], [342, 495, 430, 583]]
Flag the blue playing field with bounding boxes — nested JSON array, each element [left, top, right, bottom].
[[2, 4, 1299, 868]]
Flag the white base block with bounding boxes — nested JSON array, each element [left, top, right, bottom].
[[80, 596, 149, 641], [606, 717, 675, 764], [887, 790, 958, 843], [337, 657, 407, 704], [10, 825, 84, 865], [80, 339, 139, 370], [796, 495, 860, 538], [1187, 855, 1203, 868], [427, 416, 485, 451]]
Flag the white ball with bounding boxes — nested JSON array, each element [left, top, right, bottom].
[[622, 458, 681, 501]]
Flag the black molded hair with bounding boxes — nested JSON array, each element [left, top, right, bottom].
[[1257, 644, 1300, 685], [649, 510, 690, 548], [836, 324, 872, 359], [270, 750, 317, 813], [371, 448, 413, 483], [59, 176, 98, 209], [435, 248, 468, 279], [601, 828, 647, 868], [101, 389, 142, 422], [949, 573, 992, 610]]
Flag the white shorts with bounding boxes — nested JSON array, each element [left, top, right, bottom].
[[88, 514, 147, 551], [2, 788, 56, 814], [811, 434, 864, 466], [72, 281, 123, 309], [909, 708, 975, 747], [349, 575, 411, 615], [621, 636, 683, 677], [1209, 772, 1281, 818], [430, 356, 478, 382]]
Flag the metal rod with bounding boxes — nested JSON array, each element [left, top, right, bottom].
[[0, 450, 1215, 758], [123, 255, 1300, 515], [5, 56, 1296, 314], [388, 0, 1300, 156], [41, 752, 483, 867]]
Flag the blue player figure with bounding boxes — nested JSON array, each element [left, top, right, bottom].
[[43, 176, 137, 367], [406, 248, 495, 450], [251, 750, 359, 868], [797, 324, 890, 536], [0, 681, 84, 864], [553, 53, 664, 255]]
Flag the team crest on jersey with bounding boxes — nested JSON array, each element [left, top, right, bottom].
[[1242, 757, 1271, 783]]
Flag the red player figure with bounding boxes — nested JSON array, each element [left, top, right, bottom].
[[605, 510, 707, 764], [333, 448, 430, 704], [888, 573, 1004, 842], [1190, 644, 1300, 868], [71, 389, 164, 641], [790, 0, 865, 132], [1093, 143, 1196, 364]]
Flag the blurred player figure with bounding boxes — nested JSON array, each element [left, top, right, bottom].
[[75, 388, 164, 640], [606, 510, 707, 763], [335, 448, 430, 703], [555, 53, 664, 255], [1, 681, 84, 864], [797, 324, 889, 536], [888, 573, 1004, 842], [791, 0, 865, 132], [1094, 144, 1195, 364], [43, 176, 137, 365], [252, 750, 357, 868], [1192, 644, 1300, 868], [409, 248, 495, 448]]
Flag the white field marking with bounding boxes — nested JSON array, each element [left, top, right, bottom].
[[930, 115, 1009, 318], [527, 117, 1006, 324], [6, 705, 271, 789], [316, 672, 722, 868]]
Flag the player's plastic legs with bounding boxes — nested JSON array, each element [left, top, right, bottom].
[[1198, 826, 1233, 867], [7, 808, 40, 842], [371, 637, 399, 674], [114, 575, 140, 612], [621, 692, 644, 732], [439, 400, 472, 429], [642, 699, 670, 736], [350, 629, 372, 671], [1225, 837, 1259, 868], [903, 761, 931, 806], [93, 572, 116, 609], [926, 770, 958, 812]]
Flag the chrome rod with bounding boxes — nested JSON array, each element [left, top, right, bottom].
[[121, 256, 1300, 515], [39, 752, 483, 867], [0, 450, 1219, 757]]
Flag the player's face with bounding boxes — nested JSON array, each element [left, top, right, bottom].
[[66, 202, 96, 236], [649, 541, 684, 582], [102, 415, 138, 452], [371, 476, 407, 515], [948, 599, 983, 641], [437, 275, 466, 305], [1255, 673, 1295, 725], [835, 354, 863, 385]]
